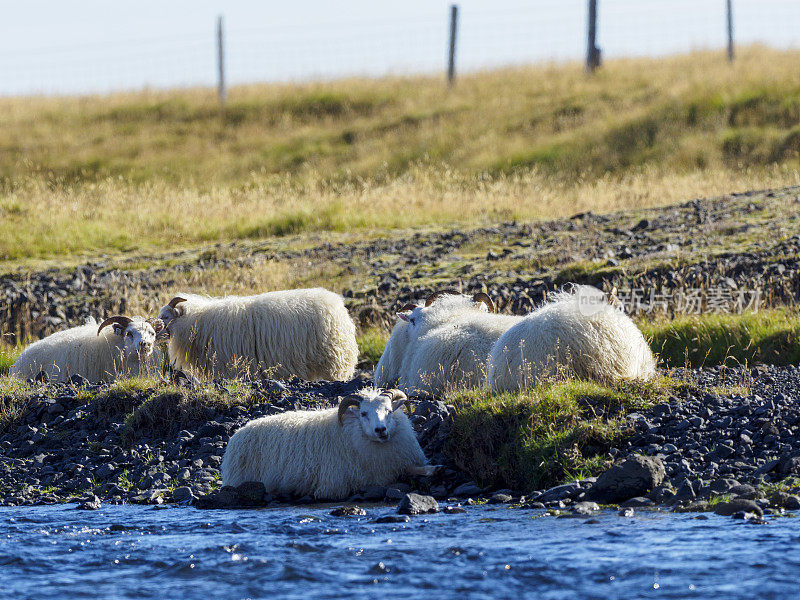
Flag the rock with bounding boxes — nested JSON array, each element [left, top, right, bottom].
[[397, 493, 439, 515], [776, 454, 800, 476], [172, 487, 195, 503], [619, 508, 635, 517], [76, 495, 102, 510], [330, 506, 366, 517], [235, 481, 268, 505], [588, 455, 665, 503], [571, 501, 600, 515], [443, 506, 466, 514], [452, 483, 483, 497], [728, 484, 758, 499], [673, 480, 696, 503], [621, 497, 654, 508], [709, 478, 739, 494], [538, 483, 581, 503], [68, 374, 89, 387], [525, 502, 546, 510], [196, 487, 241, 509], [713, 499, 764, 518], [375, 515, 410, 524], [385, 487, 405, 500], [731, 511, 761, 521], [488, 493, 513, 504], [769, 492, 800, 510], [362, 485, 387, 500]]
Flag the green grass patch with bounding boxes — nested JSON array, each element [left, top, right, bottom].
[[445, 377, 685, 492], [357, 328, 389, 366], [642, 309, 800, 368], [0, 377, 42, 433], [0, 344, 22, 376]]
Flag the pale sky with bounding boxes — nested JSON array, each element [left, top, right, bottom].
[[1, 0, 799, 95]]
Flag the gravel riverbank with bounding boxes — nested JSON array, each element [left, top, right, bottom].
[[1, 366, 799, 517]]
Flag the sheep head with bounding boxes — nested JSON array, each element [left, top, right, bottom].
[[398, 290, 494, 327], [97, 316, 157, 359], [337, 387, 409, 443], [158, 296, 187, 328]]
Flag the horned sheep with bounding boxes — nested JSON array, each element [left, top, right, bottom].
[[10, 316, 166, 383], [487, 286, 656, 391], [221, 387, 435, 500], [375, 290, 521, 396], [158, 288, 358, 381]]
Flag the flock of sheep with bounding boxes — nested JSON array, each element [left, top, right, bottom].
[[9, 284, 656, 500]]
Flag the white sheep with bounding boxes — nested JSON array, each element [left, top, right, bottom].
[[221, 387, 435, 500], [10, 316, 166, 383], [158, 288, 358, 381], [376, 291, 520, 397], [487, 285, 656, 391]]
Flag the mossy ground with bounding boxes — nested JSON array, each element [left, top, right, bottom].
[[445, 377, 688, 492]]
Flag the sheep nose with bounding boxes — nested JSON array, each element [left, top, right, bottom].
[[374, 426, 387, 435]]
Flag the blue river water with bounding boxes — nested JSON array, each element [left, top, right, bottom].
[[1, 503, 798, 600]]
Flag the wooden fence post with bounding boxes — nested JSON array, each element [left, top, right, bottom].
[[447, 4, 459, 86], [586, 0, 601, 72]]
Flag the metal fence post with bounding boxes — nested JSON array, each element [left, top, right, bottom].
[[726, 0, 735, 62], [217, 15, 226, 106]]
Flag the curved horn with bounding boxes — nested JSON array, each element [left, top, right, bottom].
[[398, 302, 417, 313], [425, 288, 461, 306], [384, 388, 410, 412], [337, 394, 362, 426], [97, 316, 133, 336], [472, 292, 495, 313], [168, 296, 187, 309]]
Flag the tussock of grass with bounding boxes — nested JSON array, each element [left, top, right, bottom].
[[121, 384, 254, 442], [0, 378, 42, 432], [3, 47, 800, 263], [445, 377, 685, 492], [642, 309, 800, 368]]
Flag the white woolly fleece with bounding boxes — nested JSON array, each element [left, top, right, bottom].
[[487, 287, 656, 392], [10, 318, 163, 383], [221, 388, 428, 500], [164, 288, 358, 381]]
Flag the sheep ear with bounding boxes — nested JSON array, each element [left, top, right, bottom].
[[397, 312, 411, 322]]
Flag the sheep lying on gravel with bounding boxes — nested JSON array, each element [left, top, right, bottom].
[[487, 286, 656, 391], [158, 288, 358, 381], [10, 316, 166, 383], [221, 387, 435, 500], [375, 290, 521, 396]]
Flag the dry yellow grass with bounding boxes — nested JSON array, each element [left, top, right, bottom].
[[3, 46, 800, 264]]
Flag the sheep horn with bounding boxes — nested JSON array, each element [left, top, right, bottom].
[[398, 302, 417, 313], [337, 394, 362, 426], [97, 316, 133, 336], [472, 292, 495, 313], [425, 289, 461, 306], [168, 296, 187, 309], [148, 318, 170, 340], [384, 388, 409, 412]]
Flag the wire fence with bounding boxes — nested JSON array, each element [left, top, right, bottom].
[[2, 0, 800, 97]]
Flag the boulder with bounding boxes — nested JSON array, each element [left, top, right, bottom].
[[587, 455, 665, 503], [713, 498, 763, 518], [397, 493, 439, 515]]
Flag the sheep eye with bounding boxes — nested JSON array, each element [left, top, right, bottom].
[[361, 411, 367, 417]]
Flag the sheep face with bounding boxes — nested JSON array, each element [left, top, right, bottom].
[[158, 296, 188, 328], [338, 388, 408, 443], [97, 317, 162, 360]]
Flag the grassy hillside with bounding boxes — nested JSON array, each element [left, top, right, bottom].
[[3, 47, 800, 263]]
